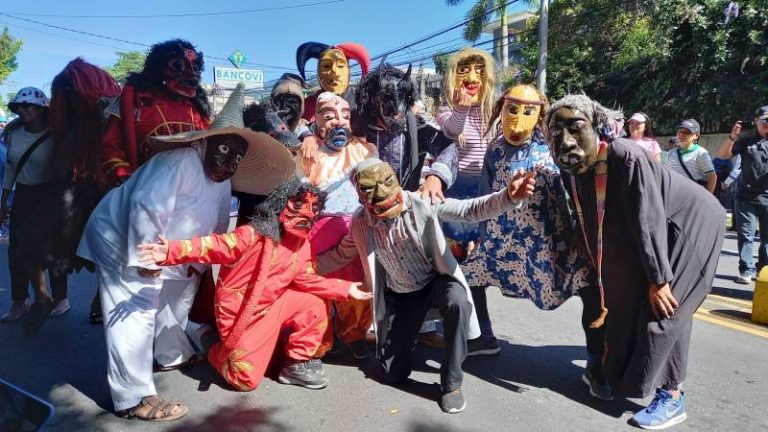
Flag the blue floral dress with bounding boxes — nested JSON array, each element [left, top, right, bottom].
[[462, 132, 594, 310]]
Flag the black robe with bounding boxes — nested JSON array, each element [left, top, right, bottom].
[[563, 139, 724, 397]]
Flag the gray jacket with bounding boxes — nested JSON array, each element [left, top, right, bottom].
[[317, 189, 522, 354]]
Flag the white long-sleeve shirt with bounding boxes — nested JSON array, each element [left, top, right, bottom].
[[77, 146, 231, 280]]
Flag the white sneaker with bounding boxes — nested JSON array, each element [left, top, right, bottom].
[[1, 299, 31, 322], [734, 271, 754, 285], [49, 299, 71, 317]]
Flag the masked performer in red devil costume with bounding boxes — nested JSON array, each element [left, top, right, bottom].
[[137, 178, 372, 393], [296, 41, 370, 121], [100, 39, 211, 187]]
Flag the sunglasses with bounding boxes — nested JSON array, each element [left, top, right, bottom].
[[759, 118, 768, 125]]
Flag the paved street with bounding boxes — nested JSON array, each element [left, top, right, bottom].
[[0, 231, 766, 432]]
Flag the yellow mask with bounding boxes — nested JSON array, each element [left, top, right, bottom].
[[501, 85, 544, 146], [454, 56, 486, 105], [317, 49, 350, 95]]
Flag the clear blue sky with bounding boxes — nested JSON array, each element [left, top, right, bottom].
[[0, 0, 532, 97]]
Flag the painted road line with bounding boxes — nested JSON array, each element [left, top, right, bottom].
[[694, 307, 768, 339], [706, 293, 753, 308]]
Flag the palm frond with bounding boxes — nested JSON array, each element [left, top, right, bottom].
[[463, 0, 493, 42]]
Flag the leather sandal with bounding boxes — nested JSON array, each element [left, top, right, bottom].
[[116, 395, 188, 422]]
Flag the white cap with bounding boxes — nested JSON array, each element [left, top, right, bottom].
[[628, 112, 647, 123]]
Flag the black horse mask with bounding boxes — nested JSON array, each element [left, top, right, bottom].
[[355, 59, 416, 136], [243, 103, 301, 151]]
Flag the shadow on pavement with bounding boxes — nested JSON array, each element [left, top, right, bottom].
[[179, 358, 233, 393], [168, 401, 287, 432], [461, 340, 645, 419], [710, 285, 754, 301], [406, 418, 464, 432], [0, 316, 112, 412]]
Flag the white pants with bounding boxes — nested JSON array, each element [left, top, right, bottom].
[[97, 267, 199, 411]]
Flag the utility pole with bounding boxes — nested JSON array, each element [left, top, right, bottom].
[[419, 63, 426, 100], [535, 0, 548, 94], [499, 2, 509, 68]]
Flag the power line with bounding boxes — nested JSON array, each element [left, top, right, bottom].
[[293, 0, 523, 86], [2, 0, 346, 19], [0, 20, 133, 52], [253, 38, 500, 96], [370, 0, 521, 61], [6, 0, 530, 90], [0, 12, 298, 71]]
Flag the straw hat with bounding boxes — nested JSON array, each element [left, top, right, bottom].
[[149, 83, 295, 195]]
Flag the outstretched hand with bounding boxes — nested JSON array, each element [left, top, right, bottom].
[[506, 169, 537, 201], [419, 175, 445, 205], [136, 235, 170, 266], [649, 282, 678, 320], [348, 282, 373, 301]]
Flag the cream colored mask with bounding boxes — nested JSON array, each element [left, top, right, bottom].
[[318, 48, 350, 95], [501, 85, 544, 146], [454, 55, 487, 105]]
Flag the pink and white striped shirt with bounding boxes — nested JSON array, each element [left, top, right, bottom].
[[437, 105, 488, 177]]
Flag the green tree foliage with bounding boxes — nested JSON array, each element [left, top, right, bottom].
[[518, 0, 768, 133], [106, 50, 147, 84], [433, 51, 451, 76], [0, 27, 23, 108]]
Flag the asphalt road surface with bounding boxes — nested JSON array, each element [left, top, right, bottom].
[[0, 231, 766, 432]]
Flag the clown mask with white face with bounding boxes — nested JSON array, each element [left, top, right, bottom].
[[314, 92, 352, 152]]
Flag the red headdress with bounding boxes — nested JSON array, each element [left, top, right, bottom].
[[49, 58, 121, 178]]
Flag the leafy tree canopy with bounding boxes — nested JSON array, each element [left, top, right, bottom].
[[106, 50, 147, 85], [518, 0, 768, 133], [0, 26, 23, 109]]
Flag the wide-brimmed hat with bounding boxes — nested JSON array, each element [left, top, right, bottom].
[[149, 82, 295, 195], [8, 87, 49, 114]]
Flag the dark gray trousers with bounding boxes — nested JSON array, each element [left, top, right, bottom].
[[380, 274, 471, 392]]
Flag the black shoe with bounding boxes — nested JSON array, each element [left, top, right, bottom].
[[582, 368, 613, 401], [349, 340, 373, 360], [440, 388, 466, 414], [278, 360, 329, 389], [467, 337, 500, 356], [89, 294, 103, 324]]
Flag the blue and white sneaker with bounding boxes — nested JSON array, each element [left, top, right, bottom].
[[632, 389, 687, 430]]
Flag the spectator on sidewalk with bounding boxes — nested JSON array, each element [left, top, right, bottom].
[[626, 112, 662, 162], [663, 119, 717, 193], [717, 109, 768, 284], [0, 88, 71, 332]]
